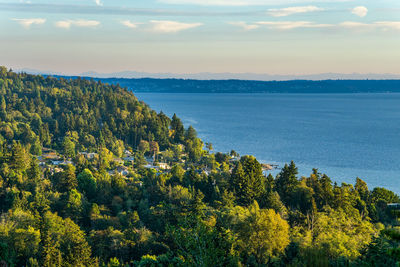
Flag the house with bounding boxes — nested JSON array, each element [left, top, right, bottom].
[[51, 160, 74, 166], [115, 166, 129, 176], [144, 164, 155, 169], [158, 162, 171, 170], [41, 148, 59, 160], [42, 147, 55, 153], [48, 167, 64, 175], [41, 151, 60, 160], [123, 156, 135, 162], [113, 158, 124, 164], [78, 152, 98, 160]]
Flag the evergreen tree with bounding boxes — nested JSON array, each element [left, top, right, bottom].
[[231, 156, 265, 206], [62, 137, 75, 158], [59, 165, 78, 192], [275, 161, 299, 206], [171, 114, 184, 143]]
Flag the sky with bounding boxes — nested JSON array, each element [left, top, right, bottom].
[[0, 0, 400, 76]]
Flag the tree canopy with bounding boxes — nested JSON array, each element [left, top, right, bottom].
[[0, 67, 398, 266]]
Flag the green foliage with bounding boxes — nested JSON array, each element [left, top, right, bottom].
[[171, 114, 184, 144], [63, 137, 76, 158], [226, 202, 290, 264], [275, 161, 299, 206], [59, 164, 78, 192], [138, 140, 150, 154], [0, 68, 397, 266], [311, 208, 376, 259], [355, 228, 400, 267], [231, 156, 265, 206], [167, 219, 238, 266], [77, 169, 97, 199]]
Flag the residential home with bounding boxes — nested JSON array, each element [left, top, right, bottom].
[[158, 162, 171, 170], [123, 156, 135, 163], [115, 165, 129, 176], [124, 150, 132, 156], [42, 151, 60, 160], [78, 152, 98, 160], [52, 160, 74, 166], [144, 164, 154, 169], [113, 158, 124, 164]]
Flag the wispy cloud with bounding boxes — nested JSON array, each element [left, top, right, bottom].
[[267, 6, 324, 17], [150, 20, 203, 33], [228, 21, 259, 30], [120, 20, 142, 29], [340, 21, 400, 30], [12, 18, 46, 29], [55, 19, 100, 29], [0, 3, 260, 17], [351, 6, 368, 17], [95, 0, 103, 6], [229, 20, 400, 31], [256, 21, 332, 30], [158, 0, 352, 6]]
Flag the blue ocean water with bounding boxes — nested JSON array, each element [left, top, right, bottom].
[[135, 93, 400, 193]]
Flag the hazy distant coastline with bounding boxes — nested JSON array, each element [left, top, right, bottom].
[[59, 77, 400, 94], [14, 68, 400, 94]]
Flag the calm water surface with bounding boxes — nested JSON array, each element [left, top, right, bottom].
[[135, 93, 400, 193]]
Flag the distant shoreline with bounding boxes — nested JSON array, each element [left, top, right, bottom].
[[50, 75, 400, 94]]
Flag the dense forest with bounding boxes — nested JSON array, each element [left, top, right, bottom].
[[1, 67, 400, 266], [57, 76, 400, 94]]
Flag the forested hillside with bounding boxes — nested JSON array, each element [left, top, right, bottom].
[[1, 67, 400, 266]]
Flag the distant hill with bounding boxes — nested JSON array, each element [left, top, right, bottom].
[[54, 76, 400, 94]]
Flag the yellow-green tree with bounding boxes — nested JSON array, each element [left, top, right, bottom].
[[228, 201, 290, 264], [308, 207, 376, 259]]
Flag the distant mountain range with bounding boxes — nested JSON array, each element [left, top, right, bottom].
[[80, 71, 400, 81], [15, 68, 400, 81]]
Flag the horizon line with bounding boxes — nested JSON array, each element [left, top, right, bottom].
[[13, 67, 400, 82]]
